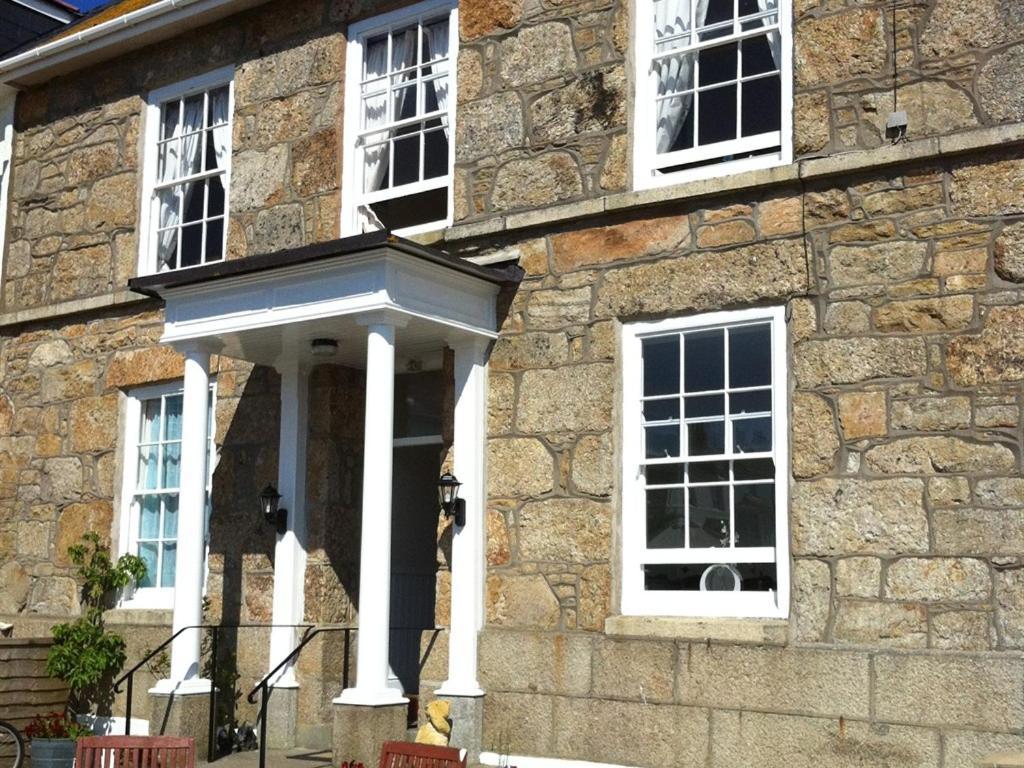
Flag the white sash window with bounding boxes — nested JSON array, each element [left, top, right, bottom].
[[343, 0, 458, 236], [621, 307, 789, 617], [634, 0, 792, 188], [140, 68, 233, 274]]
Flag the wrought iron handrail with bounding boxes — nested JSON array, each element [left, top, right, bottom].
[[112, 623, 311, 763]]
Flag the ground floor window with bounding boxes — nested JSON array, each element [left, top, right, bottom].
[[118, 380, 215, 607], [620, 306, 789, 617]]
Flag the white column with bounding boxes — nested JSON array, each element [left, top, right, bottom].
[[152, 347, 211, 694], [336, 316, 407, 706], [437, 338, 488, 697], [268, 359, 310, 687]]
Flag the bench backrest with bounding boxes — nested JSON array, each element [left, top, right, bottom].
[[75, 736, 195, 768], [378, 741, 467, 768]]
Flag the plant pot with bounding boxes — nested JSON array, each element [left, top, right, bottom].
[[31, 738, 76, 768]]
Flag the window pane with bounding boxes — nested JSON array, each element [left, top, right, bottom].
[[138, 543, 158, 588], [392, 82, 417, 122], [142, 399, 162, 442], [734, 458, 774, 480], [646, 488, 685, 548], [364, 36, 388, 78], [391, 27, 418, 72], [423, 19, 449, 61], [734, 483, 774, 546], [137, 446, 158, 490], [645, 463, 685, 485], [139, 494, 160, 538], [160, 543, 177, 588], [367, 185, 447, 230], [734, 416, 772, 453], [699, 0, 734, 40], [182, 180, 204, 223], [654, 0, 692, 48], [162, 443, 181, 489], [393, 133, 421, 187], [729, 324, 771, 387], [683, 329, 723, 392], [688, 485, 728, 547], [688, 420, 724, 455], [424, 123, 449, 180], [698, 84, 736, 145], [644, 398, 680, 422], [730, 390, 770, 414], [686, 394, 724, 418], [646, 425, 680, 459], [644, 562, 777, 592], [162, 494, 179, 538], [699, 42, 736, 87], [180, 223, 203, 268], [642, 335, 680, 396], [741, 75, 781, 137], [208, 86, 230, 125], [689, 460, 729, 483], [362, 92, 387, 130], [157, 141, 178, 182], [741, 34, 779, 77], [164, 396, 183, 439], [161, 100, 180, 141], [205, 219, 225, 263]]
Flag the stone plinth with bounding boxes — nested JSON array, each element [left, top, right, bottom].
[[149, 691, 211, 759], [332, 702, 407, 767], [265, 686, 299, 750], [446, 696, 484, 762]]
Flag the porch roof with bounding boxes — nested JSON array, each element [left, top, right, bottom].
[[128, 232, 521, 369]]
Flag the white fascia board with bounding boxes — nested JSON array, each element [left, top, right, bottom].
[[0, 0, 266, 87], [159, 250, 500, 347], [10, 0, 76, 23]]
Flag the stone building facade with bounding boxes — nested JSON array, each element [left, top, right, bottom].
[[0, 0, 1023, 766]]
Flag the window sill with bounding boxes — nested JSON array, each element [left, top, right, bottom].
[[604, 614, 788, 644]]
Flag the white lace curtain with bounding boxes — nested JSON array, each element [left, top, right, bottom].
[[423, 20, 450, 139], [654, 0, 779, 154], [157, 89, 230, 269]]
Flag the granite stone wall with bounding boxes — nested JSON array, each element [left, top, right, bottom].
[[454, 142, 1024, 765]]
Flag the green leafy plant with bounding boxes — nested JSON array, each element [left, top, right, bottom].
[[46, 532, 147, 715]]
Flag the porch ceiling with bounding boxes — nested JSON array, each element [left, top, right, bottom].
[[128, 232, 521, 369]]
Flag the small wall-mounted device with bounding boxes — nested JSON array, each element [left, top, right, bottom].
[[885, 110, 908, 141]]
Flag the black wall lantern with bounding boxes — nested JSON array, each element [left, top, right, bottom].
[[437, 472, 465, 527], [259, 484, 288, 535]]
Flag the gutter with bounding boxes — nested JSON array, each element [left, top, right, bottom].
[[0, 0, 258, 85]]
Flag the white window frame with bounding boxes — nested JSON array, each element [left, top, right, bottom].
[[117, 379, 216, 610], [341, 0, 458, 238], [138, 66, 235, 277], [620, 306, 789, 618], [0, 86, 15, 286], [632, 0, 793, 190]]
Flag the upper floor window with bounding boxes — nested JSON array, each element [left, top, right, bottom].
[[343, 0, 457, 236], [634, 0, 792, 189], [140, 67, 233, 274], [620, 307, 789, 618]]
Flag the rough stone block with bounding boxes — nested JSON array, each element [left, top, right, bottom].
[[791, 478, 927, 556], [332, 702, 406, 768], [794, 9, 887, 87], [794, 338, 926, 387], [516, 364, 613, 434], [837, 391, 887, 439], [594, 239, 808, 319], [943, 730, 1024, 768], [885, 557, 991, 603], [677, 644, 870, 719], [836, 557, 881, 598], [930, 610, 994, 651], [478, 630, 591, 696], [829, 241, 929, 287], [481, 691, 553, 756], [833, 599, 927, 648], [947, 306, 1024, 386], [485, 573, 560, 629], [549, 214, 690, 272], [517, 498, 611, 563], [933, 509, 1024, 556], [996, 569, 1024, 649], [487, 438, 553, 498], [874, 654, 1024, 730], [865, 437, 1015, 475], [873, 296, 975, 333], [791, 558, 831, 643], [975, 478, 1024, 508], [591, 636, 676, 703], [710, 710, 940, 768], [489, 332, 569, 370], [792, 393, 839, 478], [570, 433, 613, 497], [552, 697, 708, 768], [149, 692, 211, 759]]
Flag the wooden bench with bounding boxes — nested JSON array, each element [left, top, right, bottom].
[[75, 736, 195, 768], [379, 741, 467, 768]]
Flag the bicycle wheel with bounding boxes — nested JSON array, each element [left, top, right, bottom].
[[0, 721, 23, 768]]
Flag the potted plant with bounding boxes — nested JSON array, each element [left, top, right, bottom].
[[45, 532, 147, 735], [24, 711, 91, 768]]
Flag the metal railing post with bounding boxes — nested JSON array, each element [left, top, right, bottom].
[[125, 675, 133, 735], [208, 627, 219, 763], [259, 685, 268, 768]]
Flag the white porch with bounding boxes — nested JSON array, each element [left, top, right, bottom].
[[129, 232, 517, 708]]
